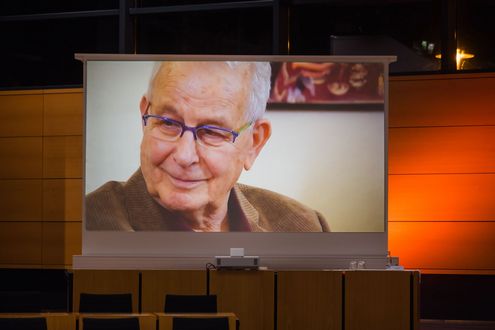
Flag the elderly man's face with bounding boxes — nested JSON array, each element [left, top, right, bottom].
[[139, 62, 268, 213]]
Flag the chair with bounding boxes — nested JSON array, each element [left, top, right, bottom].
[[0, 317, 47, 330], [79, 293, 133, 313], [164, 294, 217, 313], [172, 317, 229, 330], [0, 291, 42, 312], [83, 317, 140, 330]]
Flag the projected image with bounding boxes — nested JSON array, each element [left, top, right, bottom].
[[85, 59, 385, 233], [86, 61, 330, 232], [269, 62, 385, 104]]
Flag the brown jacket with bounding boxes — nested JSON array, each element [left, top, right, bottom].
[[85, 169, 330, 232]]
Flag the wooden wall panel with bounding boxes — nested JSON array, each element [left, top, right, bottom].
[[0, 313, 76, 330], [345, 270, 413, 330], [73, 270, 140, 312], [388, 73, 495, 274], [42, 221, 82, 266], [390, 74, 495, 127], [0, 94, 43, 137], [141, 270, 207, 313], [44, 92, 83, 136], [277, 271, 342, 330], [0, 89, 84, 268], [0, 179, 42, 221], [389, 126, 495, 174], [412, 272, 420, 330], [389, 174, 495, 221], [46, 313, 77, 330], [43, 179, 82, 221], [389, 222, 495, 272], [0, 222, 42, 265], [0, 137, 43, 178], [43, 136, 83, 178], [210, 271, 274, 330]]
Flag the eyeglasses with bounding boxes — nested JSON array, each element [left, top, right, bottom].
[[142, 111, 253, 148]]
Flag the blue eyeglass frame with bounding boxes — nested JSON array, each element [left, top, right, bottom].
[[142, 110, 253, 144]]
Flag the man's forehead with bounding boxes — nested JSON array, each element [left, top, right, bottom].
[[149, 62, 251, 124], [150, 103, 236, 127], [150, 62, 251, 107], [154, 61, 251, 86]]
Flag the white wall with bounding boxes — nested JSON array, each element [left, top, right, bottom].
[[240, 110, 384, 232]]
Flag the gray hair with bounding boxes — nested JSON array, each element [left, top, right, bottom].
[[146, 61, 271, 121]]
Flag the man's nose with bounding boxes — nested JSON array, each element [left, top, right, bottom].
[[173, 130, 199, 167]]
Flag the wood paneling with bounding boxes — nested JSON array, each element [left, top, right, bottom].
[[0, 94, 43, 137], [0, 222, 42, 265], [389, 174, 495, 221], [79, 313, 156, 330], [73, 270, 140, 312], [0, 88, 84, 268], [0, 180, 42, 221], [43, 179, 82, 221], [389, 222, 495, 271], [210, 270, 274, 330], [277, 271, 342, 330], [46, 313, 77, 330], [0, 90, 44, 96], [388, 73, 495, 274], [389, 126, 495, 174], [44, 93, 83, 136], [345, 270, 413, 330], [0, 313, 76, 330], [43, 88, 83, 95], [43, 136, 83, 178], [141, 270, 207, 313], [42, 222, 81, 266], [412, 271, 420, 330], [0, 137, 43, 178], [390, 74, 495, 127]]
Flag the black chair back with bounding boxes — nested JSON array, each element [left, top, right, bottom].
[[172, 317, 229, 330], [83, 317, 140, 330], [0, 291, 42, 312], [79, 293, 133, 313], [164, 294, 217, 313], [0, 317, 47, 330]]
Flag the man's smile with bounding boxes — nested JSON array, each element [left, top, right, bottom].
[[168, 173, 206, 189]]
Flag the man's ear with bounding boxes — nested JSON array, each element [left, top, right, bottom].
[[244, 119, 272, 170], [139, 96, 149, 117], [139, 96, 149, 131]]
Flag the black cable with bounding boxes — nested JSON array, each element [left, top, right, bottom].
[[138, 272, 142, 313], [205, 263, 217, 295]]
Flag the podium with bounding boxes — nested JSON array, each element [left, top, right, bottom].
[[71, 269, 419, 330]]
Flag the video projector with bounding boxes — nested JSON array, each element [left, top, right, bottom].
[[215, 248, 259, 270]]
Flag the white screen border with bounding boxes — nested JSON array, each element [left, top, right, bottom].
[[75, 54, 395, 269]]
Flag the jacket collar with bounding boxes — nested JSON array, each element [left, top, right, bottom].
[[123, 169, 262, 231]]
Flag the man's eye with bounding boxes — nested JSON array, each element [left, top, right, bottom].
[[199, 128, 231, 143], [159, 119, 180, 130], [203, 128, 224, 137], [156, 119, 181, 135]]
